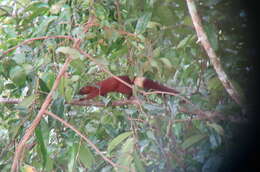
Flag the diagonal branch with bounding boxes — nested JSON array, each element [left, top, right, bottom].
[[45, 111, 131, 171], [0, 35, 74, 60], [11, 57, 73, 172], [186, 0, 242, 106], [76, 48, 134, 90], [10, 16, 103, 172]]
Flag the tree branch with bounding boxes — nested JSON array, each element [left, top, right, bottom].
[[186, 0, 242, 106], [0, 35, 74, 60], [0, 98, 22, 104], [11, 57, 72, 172], [75, 48, 134, 90], [45, 110, 131, 171]]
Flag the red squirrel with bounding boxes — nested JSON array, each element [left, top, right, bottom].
[[79, 76, 179, 100]]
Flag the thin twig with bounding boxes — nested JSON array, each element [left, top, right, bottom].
[[144, 90, 192, 105], [0, 98, 22, 104], [68, 98, 140, 107], [45, 111, 131, 171], [76, 48, 134, 90], [1, 35, 74, 59], [114, 0, 122, 24]]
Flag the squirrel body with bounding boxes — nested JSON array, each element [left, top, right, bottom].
[[79, 76, 179, 100]]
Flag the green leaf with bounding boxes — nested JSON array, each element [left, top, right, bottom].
[[71, 75, 80, 82], [50, 2, 63, 14], [17, 95, 35, 109], [0, 80, 3, 93], [183, 16, 193, 27], [58, 77, 67, 97], [9, 66, 26, 87], [95, 4, 108, 20], [79, 144, 95, 168], [12, 53, 26, 64], [147, 21, 161, 29], [39, 78, 50, 92], [176, 35, 192, 49], [25, 1, 49, 12], [207, 122, 224, 136], [68, 145, 76, 172], [22, 64, 33, 75], [133, 151, 145, 172], [56, 47, 81, 59], [35, 126, 48, 168], [104, 29, 120, 42], [45, 157, 54, 171], [84, 32, 96, 40], [65, 86, 73, 102], [207, 77, 223, 91], [51, 98, 64, 117], [202, 156, 222, 172], [33, 16, 58, 36], [70, 59, 85, 75], [3, 26, 17, 38], [209, 133, 222, 149], [204, 24, 219, 51], [117, 137, 134, 171], [135, 13, 152, 34], [159, 58, 172, 69], [182, 134, 207, 150], [0, 6, 12, 16], [143, 104, 165, 115], [150, 59, 160, 71], [40, 72, 55, 90], [108, 131, 133, 153], [101, 115, 114, 125]]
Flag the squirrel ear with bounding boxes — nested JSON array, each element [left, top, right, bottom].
[[133, 77, 145, 88]]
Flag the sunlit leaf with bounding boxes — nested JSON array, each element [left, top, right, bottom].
[[147, 21, 161, 29], [182, 134, 207, 150], [17, 95, 35, 109], [68, 145, 76, 172], [70, 59, 85, 75], [58, 77, 67, 97], [133, 151, 145, 172], [79, 144, 95, 168], [21, 165, 37, 172], [177, 35, 193, 49], [159, 58, 172, 69], [56, 47, 81, 59], [135, 13, 152, 34], [108, 132, 133, 153], [116, 137, 135, 171], [13, 53, 26, 64], [33, 16, 58, 36], [50, 2, 63, 14], [207, 122, 224, 136], [95, 4, 107, 20], [143, 104, 165, 115]]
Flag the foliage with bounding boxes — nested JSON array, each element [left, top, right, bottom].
[[0, 0, 250, 171]]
